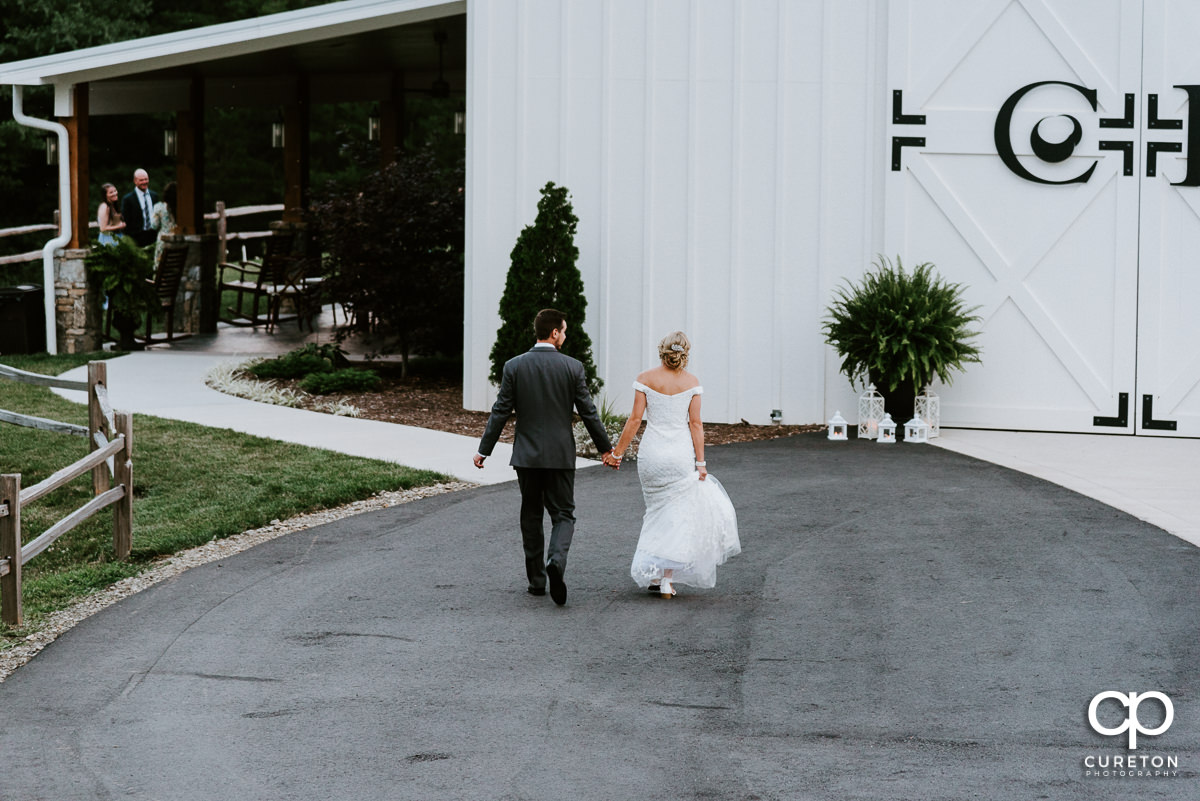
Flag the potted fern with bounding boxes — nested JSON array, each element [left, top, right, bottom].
[[85, 237, 156, 350], [822, 256, 982, 434]]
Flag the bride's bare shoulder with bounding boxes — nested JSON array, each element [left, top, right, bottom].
[[635, 368, 659, 385]]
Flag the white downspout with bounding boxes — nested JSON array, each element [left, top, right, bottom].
[[12, 85, 71, 355]]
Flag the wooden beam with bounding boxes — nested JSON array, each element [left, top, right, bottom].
[[0, 409, 88, 437], [64, 83, 90, 249], [176, 78, 205, 235], [113, 412, 133, 560], [1, 474, 22, 626], [282, 76, 310, 222]]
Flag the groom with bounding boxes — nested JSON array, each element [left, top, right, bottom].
[[474, 309, 613, 606]]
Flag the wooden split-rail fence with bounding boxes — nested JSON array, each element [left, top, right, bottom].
[[0, 361, 132, 626]]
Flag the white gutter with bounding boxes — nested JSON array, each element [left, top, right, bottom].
[[11, 85, 69, 355]]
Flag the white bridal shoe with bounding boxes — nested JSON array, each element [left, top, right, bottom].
[[659, 578, 676, 598]]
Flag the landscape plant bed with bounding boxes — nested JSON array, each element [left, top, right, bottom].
[[255, 368, 824, 446]]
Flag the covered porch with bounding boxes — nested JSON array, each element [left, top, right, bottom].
[[0, 0, 466, 353]]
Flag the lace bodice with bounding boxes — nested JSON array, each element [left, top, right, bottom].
[[633, 381, 701, 436]]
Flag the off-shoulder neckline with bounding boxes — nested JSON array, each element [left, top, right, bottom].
[[633, 380, 702, 397]]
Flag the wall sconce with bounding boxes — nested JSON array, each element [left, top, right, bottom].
[[368, 106, 381, 142], [45, 134, 58, 166], [453, 108, 466, 136], [770, 409, 782, 424], [163, 119, 177, 157], [271, 115, 285, 149]]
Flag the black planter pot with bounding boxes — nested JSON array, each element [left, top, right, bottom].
[[112, 313, 143, 351], [872, 376, 917, 440]]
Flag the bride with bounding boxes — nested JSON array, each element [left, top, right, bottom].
[[603, 332, 740, 598]]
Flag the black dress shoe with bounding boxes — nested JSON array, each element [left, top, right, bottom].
[[546, 561, 567, 606], [527, 587, 546, 596]]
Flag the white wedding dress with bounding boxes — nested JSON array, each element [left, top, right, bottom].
[[629, 382, 741, 589]]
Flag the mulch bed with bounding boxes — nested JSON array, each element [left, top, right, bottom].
[[279, 372, 822, 445]]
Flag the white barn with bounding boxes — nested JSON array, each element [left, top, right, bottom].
[[3, 0, 1197, 438], [465, 0, 1200, 440]]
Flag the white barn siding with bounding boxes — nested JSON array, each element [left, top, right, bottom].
[[465, 0, 884, 424]]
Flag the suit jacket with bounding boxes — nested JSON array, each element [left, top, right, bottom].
[[478, 345, 611, 469], [120, 189, 160, 247]]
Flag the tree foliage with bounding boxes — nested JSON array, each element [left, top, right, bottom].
[[489, 182, 602, 395], [310, 147, 464, 375]]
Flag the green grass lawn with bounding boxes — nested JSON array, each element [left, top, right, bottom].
[[0, 351, 448, 643]]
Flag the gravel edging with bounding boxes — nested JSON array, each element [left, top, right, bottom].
[[0, 481, 475, 684]]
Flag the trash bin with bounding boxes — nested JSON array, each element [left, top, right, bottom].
[[0, 285, 47, 355]]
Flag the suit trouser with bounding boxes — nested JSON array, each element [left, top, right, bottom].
[[515, 467, 576, 588]]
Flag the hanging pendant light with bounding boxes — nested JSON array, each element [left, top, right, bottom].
[[431, 30, 450, 98]]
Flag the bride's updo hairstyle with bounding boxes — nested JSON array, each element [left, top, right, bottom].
[[658, 331, 691, 371]]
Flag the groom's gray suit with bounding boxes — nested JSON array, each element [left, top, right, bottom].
[[478, 343, 612, 593]]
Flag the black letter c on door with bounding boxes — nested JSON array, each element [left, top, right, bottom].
[[995, 81, 1098, 184]]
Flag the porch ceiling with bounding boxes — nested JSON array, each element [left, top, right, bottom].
[[0, 0, 465, 114]]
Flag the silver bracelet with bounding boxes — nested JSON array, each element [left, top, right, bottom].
[[695, 460, 706, 466]]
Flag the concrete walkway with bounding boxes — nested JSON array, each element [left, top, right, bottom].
[[54, 350, 590, 486]]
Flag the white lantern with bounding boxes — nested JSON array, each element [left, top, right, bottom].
[[915, 385, 940, 438], [827, 410, 849, 441], [904, 415, 930, 443], [877, 413, 897, 443], [858, 383, 885, 440]]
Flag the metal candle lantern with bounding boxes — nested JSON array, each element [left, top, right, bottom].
[[904, 415, 930, 443], [858, 383, 884, 440], [827, 411, 849, 441], [877, 413, 897, 443], [915, 385, 940, 438]]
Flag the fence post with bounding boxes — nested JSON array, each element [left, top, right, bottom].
[[88, 361, 111, 496], [112, 412, 133, 560], [216, 201, 227, 265], [1, 474, 22, 626]]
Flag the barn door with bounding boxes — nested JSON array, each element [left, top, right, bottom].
[[885, 0, 1141, 433], [1136, 0, 1200, 437]]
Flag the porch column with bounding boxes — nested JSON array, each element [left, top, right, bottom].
[[63, 83, 89, 249], [282, 77, 309, 222], [380, 71, 405, 167], [176, 78, 205, 235]]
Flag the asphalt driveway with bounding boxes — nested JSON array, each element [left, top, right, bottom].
[[1, 434, 1196, 800]]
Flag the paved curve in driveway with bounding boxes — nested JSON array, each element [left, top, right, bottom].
[[2, 435, 1197, 801]]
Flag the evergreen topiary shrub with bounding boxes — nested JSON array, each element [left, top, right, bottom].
[[489, 182, 602, 395]]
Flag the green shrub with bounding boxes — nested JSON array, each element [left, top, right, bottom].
[[822, 255, 983, 393], [489, 182, 602, 396], [299, 368, 381, 394], [249, 343, 348, 379]]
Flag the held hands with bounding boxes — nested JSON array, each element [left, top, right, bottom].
[[602, 450, 622, 469]]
